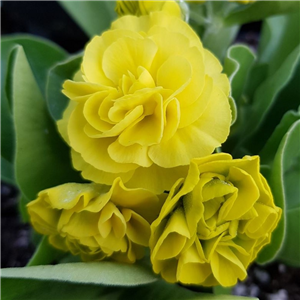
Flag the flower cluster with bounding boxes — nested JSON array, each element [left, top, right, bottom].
[[27, 1, 281, 288], [27, 178, 164, 262]]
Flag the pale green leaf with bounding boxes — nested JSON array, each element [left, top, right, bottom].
[[224, 2, 300, 26], [257, 120, 300, 263], [119, 280, 257, 300], [1, 262, 158, 286], [1, 35, 67, 169], [59, 1, 117, 37], [46, 53, 82, 121], [278, 208, 300, 267], [202, 24, 239, 62], [1, 278, 258, 300], [224, 45, 255, 103], [234, 45, 300, 156], [1, 278, 108, 300], [257, 13, 300, 76], [12, 46, 84, 201]]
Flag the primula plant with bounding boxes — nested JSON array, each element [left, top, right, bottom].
[[1, 1, 299, 300]]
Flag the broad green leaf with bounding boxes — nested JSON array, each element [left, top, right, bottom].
[[202, 24, 239, 62], [2, 34, 67, 96], [257, 120, 300, 263], [119, 280, 257, 300], [27, 236, 66, 267], [258, 13, 300, 76], [260, 110, 300, 165], [278, 208, 300, 266], [1, 35, 67, 169], [1, 278, 258, 300], [1, 156, 15, 185], [13, 46, 84, 201], [240, 13, 300, 154], [59, 1, 117, 37], [1, 262, 158, 286], [1, 278, 108, 300], [46, 53, 82, 121], [224, 2, 300, 26], [224, 45, 255, 103], [235, 45, 300, 155]]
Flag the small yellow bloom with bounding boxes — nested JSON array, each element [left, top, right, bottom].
[[115, 0, 182, 18], [27, 178, 164, 263], [58, 12, 232, 194], [150, 153, 281, 286]]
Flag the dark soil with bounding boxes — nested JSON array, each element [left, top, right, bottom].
[[2, 182, 300, 300]]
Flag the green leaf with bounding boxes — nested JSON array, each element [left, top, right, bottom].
[[2, 34, 67, 96], [260, 110, 300, 165], [1, 156, 15, 185], [224, 45, 255, 103], [12, 46, 84, 201], [235, 45, 300, 155], [213, 286, 232, 295], [27, 236, 66, 267], [278, 208, 300, 266], [238, 13, 300, 154], [119, 280, 257, 300], [1, 35, 67, 173], [59, 1, 117, 37], [18, 194, 30, 223], [1, 262, 158, 287], [257, 13, 300, 76], [257, 119, 300, 263], [228, 96, 237, 125], [202, 24, 239, 62], [224, 2, 300, 26], [46, 53, 82, 121], [1, 278, 108, 300]]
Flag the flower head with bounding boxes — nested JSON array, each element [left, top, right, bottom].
[[27, 178, 164, 263], [150, 154, 281, 286], [58, 12, 232, 193]]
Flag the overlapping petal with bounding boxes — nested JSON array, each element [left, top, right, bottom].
[[27, 178, 163, 263], [150, 153, 282, 286], [59, 12, 232, 193]]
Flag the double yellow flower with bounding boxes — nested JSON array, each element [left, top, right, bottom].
[[150, 154, 281, 286]]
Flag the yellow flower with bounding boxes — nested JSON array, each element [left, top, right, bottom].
[[27, 178, 164, 263], [150, 153, 281, 286], [58, 12, 232, 194], [115, 0, 182, 18]]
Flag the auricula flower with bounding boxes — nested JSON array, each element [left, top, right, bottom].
[[27, 178, 165, 263], [150, 153, 281, 286], [58, 12, 232, 194]]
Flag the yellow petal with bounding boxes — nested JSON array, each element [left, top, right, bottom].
[[122, 208, 150, 246], [153, 207, 190, 260]]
